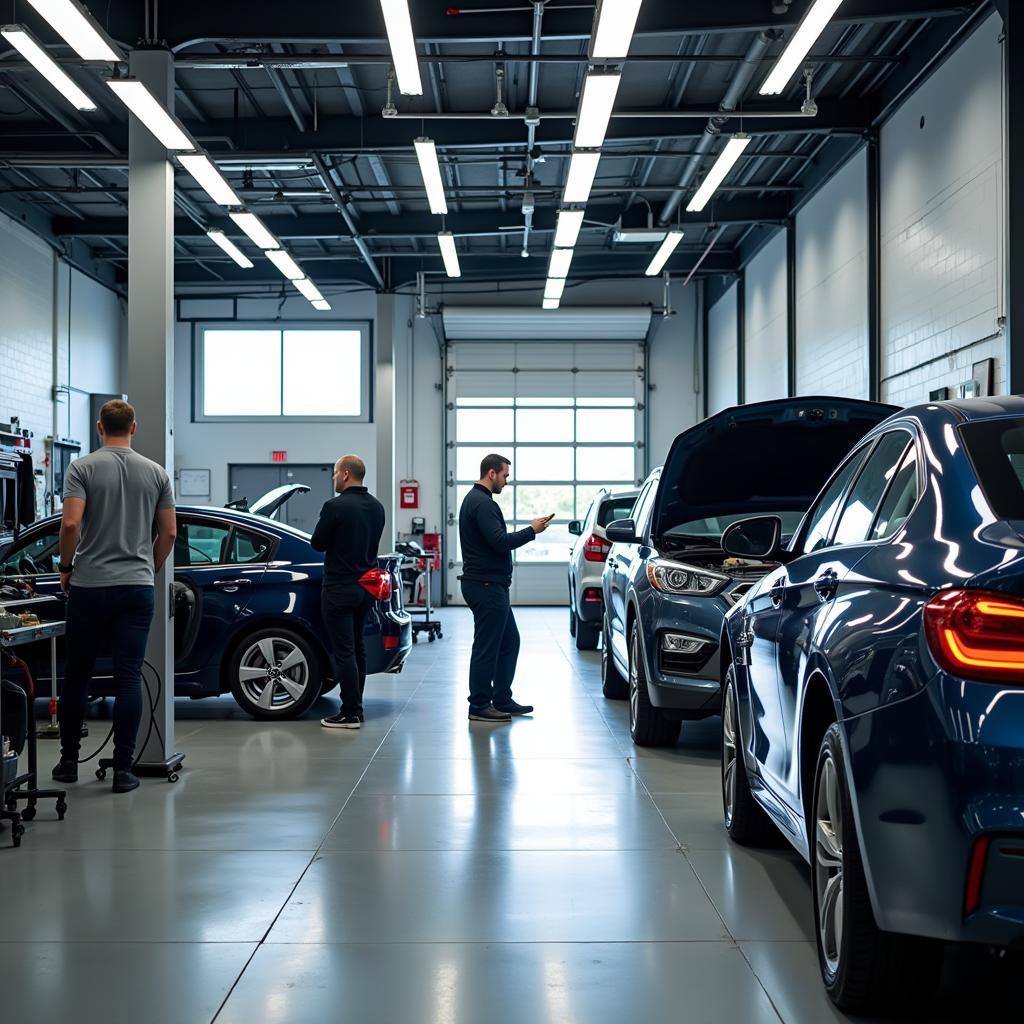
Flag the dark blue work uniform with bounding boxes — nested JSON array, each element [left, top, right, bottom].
[[458, 483, 535, 710]]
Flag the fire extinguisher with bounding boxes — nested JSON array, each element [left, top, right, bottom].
[[399, 479, 420, 509]]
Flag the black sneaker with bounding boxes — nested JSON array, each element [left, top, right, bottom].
[[51, 759, 78, 784], [321, 712, 361, 729], [468, 705, 512, 722], [494, 701, 534, 716], [112, 770, 140, 794]]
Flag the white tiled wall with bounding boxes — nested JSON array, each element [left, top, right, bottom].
[[744, 231, 789, 403], [707, 282, 739, 415], [795, 149, 869, 399], [880, 13, 1005, 405]]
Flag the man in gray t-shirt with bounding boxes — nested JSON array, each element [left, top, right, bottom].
[[52, 400, 177, 794]]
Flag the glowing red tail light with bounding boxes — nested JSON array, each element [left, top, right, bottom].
[[358, 569, 393, 602], [924, 589, 1024, 683], [583, 534, 612, 562], [383, 635, 400, 651], [964, 835, 991, 915]]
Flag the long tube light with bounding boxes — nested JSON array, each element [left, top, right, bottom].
[[544, 278, 567, 301], [1, 25, 96, 110], [542, 298, 560, 310], [563, 151, 601, 204], [25, 0, 122, 61], [591, 0, 644, 60], [645, 229, 684, 276], [178, 154, 240, 207], [206, 229, 254, 269], [266, 248, 305, 281], [106, 79, 194, 151], [229, 211, 279, 250], [311, 299, 332, 311], [414, 137, 447, 215], [294, 277, 324, 302], [438, 231, 461, 278], [379, 0, 423, 96], [548, 247, 574, 280], [574, 72, 621, 148], [554, 209, 585, 249], [759, 0, 845, 95], [686, 134, 751, 212]]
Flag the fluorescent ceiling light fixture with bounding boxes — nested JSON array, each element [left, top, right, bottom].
[[542, 298, 560, 310], [544, 277, 567, 301], [591, 0, 644, 60], [548, 247, 574, 280], [686, 134, 752, 212], [266, 248, 305, 281], [554, 209, 585, 249], [437, 231, 461, 278], [759, 0, 845, 95], [25, 0, 122, 61], [293, 277, 324, 302], [414, 137, 447, 215], [614, 227, 667, 244], [106, 79, 194, 151], [563, 151, 601, 204], [645, 229, 684, 276], [379, 0, 423, 96], [574, 71, 621, 148], [206, 229, 253, 269], [1, 25, 96, 110], [178, 154, 240, 207], [228, 211, 279, 250], [311, 299, 332, 311]]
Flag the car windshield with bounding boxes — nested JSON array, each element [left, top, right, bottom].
[[661, 510, 806, 544], [961, 418, 1024, 519], [598, 497, 638, 527]]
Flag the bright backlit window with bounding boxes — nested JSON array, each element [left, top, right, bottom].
[[197, 324, 369, 421]]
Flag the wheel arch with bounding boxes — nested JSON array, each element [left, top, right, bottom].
[[799, 670, 840, 829]]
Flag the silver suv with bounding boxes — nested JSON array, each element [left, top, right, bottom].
[[567, 486, 640, 650]]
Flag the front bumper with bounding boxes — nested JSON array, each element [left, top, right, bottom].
[[845, 674, 1024, 947]]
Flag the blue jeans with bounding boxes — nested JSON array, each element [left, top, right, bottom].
[[59, 584, 155, 771], [461, 580, 520, 710]]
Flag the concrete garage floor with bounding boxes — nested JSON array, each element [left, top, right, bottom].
[[0, 609, 1013, 1023]]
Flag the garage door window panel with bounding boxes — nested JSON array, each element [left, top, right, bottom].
[[516, 523, 572, 562], [577, 408, 634, 443], [516, 409, 575, 443], [516, 484, 575, 519], [457, 408, 514, 443], [576, 447, 635, 482], [515, 447, 575, 481]]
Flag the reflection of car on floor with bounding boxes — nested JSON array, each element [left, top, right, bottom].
[[718, 397, 1024, 1013], [0, 484, 412, 719], [567, 486, 639, 650], [600, 398, 896, 748]]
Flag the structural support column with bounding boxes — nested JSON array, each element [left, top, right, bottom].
[[786, 220, 797, 397], [127, 48, 179, 773], [375, 293, 397, 547], [736, 273, 746, 405], [866, 132, 882, 402], [1003, 5, 1024, 393]]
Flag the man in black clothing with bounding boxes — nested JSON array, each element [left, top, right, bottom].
[[459, 453, 553, 722], [310, 454, 385, 729]]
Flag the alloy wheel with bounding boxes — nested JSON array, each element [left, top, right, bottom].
[[722, 680, 738, 827], [815, 752, 845, 979], [238, 636, 311, 712]]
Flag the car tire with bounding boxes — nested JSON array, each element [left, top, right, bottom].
[[812, 723, 942, 1013], [569, 605, 577, 638], [721, 665, 778, 846], [228, 627, 322, 720], [576, 619, 600, 651], [628, 622, 680, 747], [601, 615, 628, 699]]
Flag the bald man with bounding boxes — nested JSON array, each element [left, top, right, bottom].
[[310, 455, 385, 728]]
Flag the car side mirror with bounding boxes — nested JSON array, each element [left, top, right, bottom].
[[722, 515, 788, 561], [605, 518, 640, 544], [568, 520, 583, 536]]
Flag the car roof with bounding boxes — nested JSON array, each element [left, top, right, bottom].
[[601, 488, 640, 500], [902, 395, 1024, 422]]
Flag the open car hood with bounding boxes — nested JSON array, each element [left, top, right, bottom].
[[653, 397, 897, 540], [245, 483, 311, 519]]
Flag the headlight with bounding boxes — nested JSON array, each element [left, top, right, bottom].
[[646, 559, 727, 597]]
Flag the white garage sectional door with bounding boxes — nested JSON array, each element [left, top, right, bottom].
[[445, 340, 647, 605]]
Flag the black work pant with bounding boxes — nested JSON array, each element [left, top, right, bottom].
[[461, 579, 520, 710], [59, 584, 155, 771], [321, 586, 370, 716]]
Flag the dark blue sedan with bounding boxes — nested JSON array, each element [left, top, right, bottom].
[[0, 485, 412, 719], [718, 397, 1024, 1012]]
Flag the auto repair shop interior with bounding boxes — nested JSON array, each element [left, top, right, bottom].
[[0, 0, 1022, 1021]]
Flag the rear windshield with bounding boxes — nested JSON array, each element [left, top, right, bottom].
[[599, 497, 638, 527], [961, 418, 1024, 519]]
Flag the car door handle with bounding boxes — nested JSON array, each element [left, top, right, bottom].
[[813, 570, 838, 601], [770, 579, 786, 608], [214, 578, 252, 592]]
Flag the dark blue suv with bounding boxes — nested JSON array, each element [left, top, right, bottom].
[[601, 397, 895, 747]]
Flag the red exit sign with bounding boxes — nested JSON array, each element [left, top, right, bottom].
[[271, 450, 287, 463]]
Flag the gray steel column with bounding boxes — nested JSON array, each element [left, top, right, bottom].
[[127, 48, 179, 774], [375, 293, 397, 548], [787, 220, 797, 397], [866, 133, 882, 403]]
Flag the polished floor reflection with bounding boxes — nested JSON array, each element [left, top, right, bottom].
[[0, 609, 1013, 1023]]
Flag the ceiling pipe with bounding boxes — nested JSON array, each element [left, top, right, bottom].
[[383, 106, 815, 120], [522, 0, 544, 258], [659, 31, 775, 226]]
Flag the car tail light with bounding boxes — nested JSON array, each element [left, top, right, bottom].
[[583, 534, 612, 562], [358, 568, 393, 602], [383, 635, 400, 651], [964, 835, 991, 915], [924, 589, 1024, 683], [583, 587, 602, 603]]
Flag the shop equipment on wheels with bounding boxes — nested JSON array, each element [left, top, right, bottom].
[[396, 539, 443, 643]]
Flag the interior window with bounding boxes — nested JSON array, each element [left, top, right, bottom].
[[176, 520, 232, 566], [599, 497, 639, 528], [0, 527, 60, 576], [802, 450, 869, 554], [832, 432, 911, 547], [870, 445, 920, 540], [227, 529, 273, 564]]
